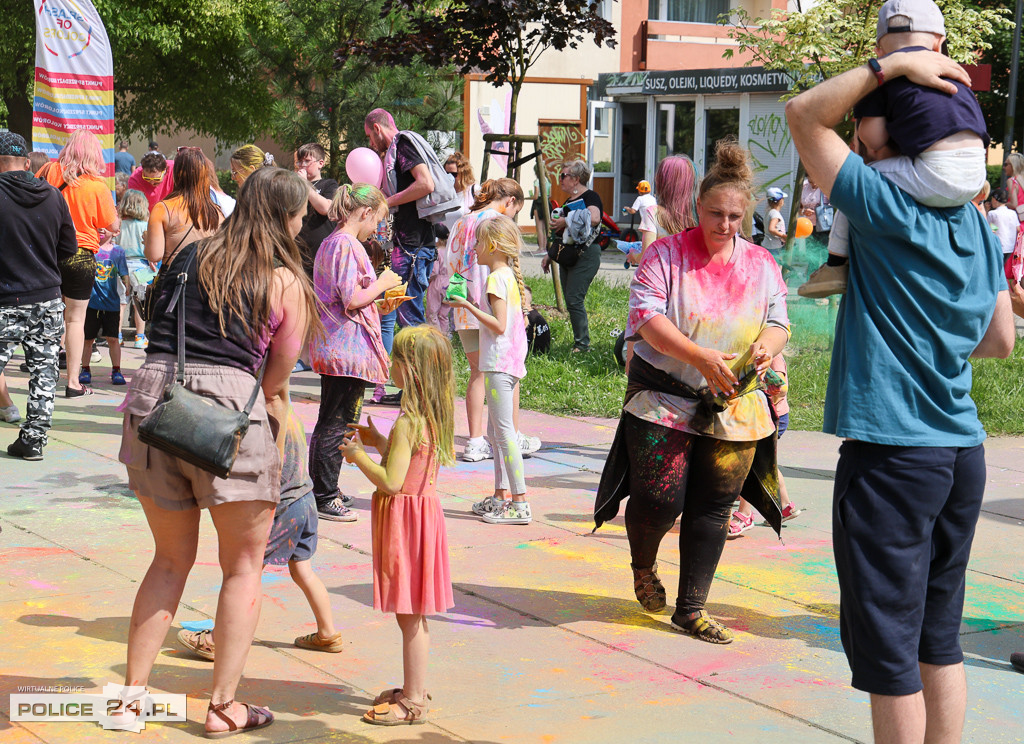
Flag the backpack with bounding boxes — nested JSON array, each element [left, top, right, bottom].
[[383, 131, 461, 225]]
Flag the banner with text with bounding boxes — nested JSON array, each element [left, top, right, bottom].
[[32, 0, 114, 183]]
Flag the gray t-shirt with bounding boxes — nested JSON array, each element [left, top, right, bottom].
[[762, 208, 785, 252]]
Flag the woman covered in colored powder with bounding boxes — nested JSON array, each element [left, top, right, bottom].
[[594, 138, 790, 644]]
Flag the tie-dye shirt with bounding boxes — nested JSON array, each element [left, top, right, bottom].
[[479, 266, 528, 379], [310, 230, 390, 384], [625, 227, 789, 441], [445, 208, 499, 330]]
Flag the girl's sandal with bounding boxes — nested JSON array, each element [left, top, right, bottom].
[[177, 628, 215, 661], [204, 700, 273, 739], [670, 610, 734, 644], [372, 688, 432, 706], [632, 563, 667, 612], [362, 691, 429, 726]]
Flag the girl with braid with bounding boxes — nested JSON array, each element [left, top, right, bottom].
[[447, 215, 532, 525]]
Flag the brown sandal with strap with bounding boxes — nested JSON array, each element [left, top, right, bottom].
[[362, 691, 429, 726], [632, 562, 667, 612], [205, 700, 274, 738], [670, 610, 734, 644], [372, 687, 432, 706]]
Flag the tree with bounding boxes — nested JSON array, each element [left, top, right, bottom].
[[250, 0, 462, 181], [724, 0, 1009, 99], [338, 0, 616, 174], [2, 0, 276, 142], [974, 0, 1021, 150]]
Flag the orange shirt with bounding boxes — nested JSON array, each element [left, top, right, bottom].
[[39, 162, 117, 253]]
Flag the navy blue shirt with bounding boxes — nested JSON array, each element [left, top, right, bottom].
[[853, 47, 989, 158], [824, 153, 1003, 446]]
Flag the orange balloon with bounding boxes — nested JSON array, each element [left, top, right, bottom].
[[795, 216, 813, 239]]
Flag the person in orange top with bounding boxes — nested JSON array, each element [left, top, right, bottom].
[[39, 129, 119, 397], [144, 147, 224, 266]]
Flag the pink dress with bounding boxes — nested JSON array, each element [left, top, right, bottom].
[[371, 433, 454, 615]]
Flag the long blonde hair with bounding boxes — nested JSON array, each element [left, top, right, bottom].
[[392, 326, 455, 467], [197, 167, 321, 342], [328, 183, 387, 224], [475, 214, 526, 305]]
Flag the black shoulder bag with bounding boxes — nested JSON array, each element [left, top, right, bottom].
[[139, 222, 194, 323], [137, 250, 266, 479]]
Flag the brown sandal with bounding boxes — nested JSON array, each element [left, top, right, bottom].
[[670, 610, 734, 644], [205, 700, 273, 738], [372, 688, 432, 706], [632, 563, 667, 612], [178, 628, 215, 661], [362, 691, 428, 726]]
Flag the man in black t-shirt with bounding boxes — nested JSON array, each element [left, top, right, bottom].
[[364, 108, 436, 329], [294, 143, 339, 279]]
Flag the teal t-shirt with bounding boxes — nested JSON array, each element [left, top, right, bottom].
[[824, 153, 1004, 447]]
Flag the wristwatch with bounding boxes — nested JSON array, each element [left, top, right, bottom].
[[868, 58, 885, 86]]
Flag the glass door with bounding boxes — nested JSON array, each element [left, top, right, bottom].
[[587, 99, 618, 216], [702, 96, 741, 173]]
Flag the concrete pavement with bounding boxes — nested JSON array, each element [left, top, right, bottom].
[[1, 347, 1022, 743]]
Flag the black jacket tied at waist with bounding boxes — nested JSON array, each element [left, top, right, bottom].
[[593, 354, 783, 537]]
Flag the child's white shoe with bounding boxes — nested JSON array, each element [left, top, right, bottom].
[[482, 501, 532, 525]]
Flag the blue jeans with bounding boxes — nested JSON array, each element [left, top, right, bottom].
[[380, 309, 396, 354], [391, 243, 436, 329]]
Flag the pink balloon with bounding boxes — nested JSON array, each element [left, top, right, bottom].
[[345, 147, 384, 188]]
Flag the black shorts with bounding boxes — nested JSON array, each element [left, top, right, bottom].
[[59, 247, 97, 301], [84, 307, 121, 340], [832, 441, 986, 695]]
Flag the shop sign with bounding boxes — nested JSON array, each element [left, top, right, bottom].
[[600, 67, 794, 96]]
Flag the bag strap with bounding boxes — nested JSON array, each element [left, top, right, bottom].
[[164, 245, 267, 413]]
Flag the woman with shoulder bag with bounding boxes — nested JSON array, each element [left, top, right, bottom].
[[118, 168, 320, 738], [540, 159, 603, 353]]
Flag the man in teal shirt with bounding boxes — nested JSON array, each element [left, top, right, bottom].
[[787, 46, 1013, 744]]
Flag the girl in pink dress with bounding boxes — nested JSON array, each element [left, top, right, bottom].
[[340, 325, 456, 726]]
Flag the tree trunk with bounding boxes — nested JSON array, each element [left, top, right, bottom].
[[4, 88, 33, 141], [328, 105, 341, 182], [508, 78, 521, 178]]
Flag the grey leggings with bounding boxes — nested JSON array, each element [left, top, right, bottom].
[[485, 372, 526, 494]]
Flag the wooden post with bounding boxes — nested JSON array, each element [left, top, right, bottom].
[[479, 133, 565, 310]]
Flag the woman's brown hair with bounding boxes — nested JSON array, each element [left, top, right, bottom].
[[197, 168, 322, 342], [698, 137, 755, 203], [470, 177, 524, 211], [168, 147, 221, 232], [444, 152, 476, 194]]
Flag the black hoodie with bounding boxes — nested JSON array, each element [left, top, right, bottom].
[[0, 169, 78, 306]]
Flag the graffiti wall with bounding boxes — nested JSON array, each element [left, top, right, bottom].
[[538, 120, 584, 205]]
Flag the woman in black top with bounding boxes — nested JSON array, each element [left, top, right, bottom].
[[541, 159, 603, 352], [118, 168, 320, 737]]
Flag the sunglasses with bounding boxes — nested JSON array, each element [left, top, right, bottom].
[[559, 173, 570, 180], [141, 173, 164, 184]]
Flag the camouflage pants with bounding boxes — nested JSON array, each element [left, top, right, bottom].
[[0, 299, 65, 444]]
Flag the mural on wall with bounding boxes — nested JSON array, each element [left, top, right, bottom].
[[537, 120, 584, 205], [747, 110, 793, 191]]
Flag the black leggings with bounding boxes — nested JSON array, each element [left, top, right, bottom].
[[623, 414, 756, 617], [308, 375, 365, 505]]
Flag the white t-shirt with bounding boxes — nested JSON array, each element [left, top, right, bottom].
[[762, 208, 785, 252], [986, 205, 1020, 254], [632, 194, 658, 234], [479, 266, 528, 379]]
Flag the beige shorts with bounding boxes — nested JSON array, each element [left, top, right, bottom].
[[457, 329, 480, 354], [119, 354, 281, 511]]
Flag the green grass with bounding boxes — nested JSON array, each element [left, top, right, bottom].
[[485, 276, 1024, 436], [452, 276, 628, 419]]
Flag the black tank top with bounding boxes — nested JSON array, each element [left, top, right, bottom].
[[146, 241, 269, 374]]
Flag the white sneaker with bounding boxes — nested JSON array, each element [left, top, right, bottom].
[[0, 405, 20, 423], [517, 432, 541, 456], [462, 438, 492, 462], [482, 500, 532, 525], [90, 349, 102, 364], [471, 495, 503, 516], [134, 334, 148, 349]]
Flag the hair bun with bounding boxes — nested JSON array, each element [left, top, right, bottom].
[[263, 152, 275, 167]]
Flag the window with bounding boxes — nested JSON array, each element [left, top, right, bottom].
[[597, 0, 613, 21], [648, 0, 730, 24], [656, 102, 696, 162]]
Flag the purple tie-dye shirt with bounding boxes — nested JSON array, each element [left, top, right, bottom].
[[310, 230, 390, 384], [625, 227, 789, 441]]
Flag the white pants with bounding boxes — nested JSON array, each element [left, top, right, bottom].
[[485, 372, 526, 494], [829, 148, 987, 257]]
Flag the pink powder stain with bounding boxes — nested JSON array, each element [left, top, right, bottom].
[[0, 547, 74, 564], [27, 580, 58, 590]]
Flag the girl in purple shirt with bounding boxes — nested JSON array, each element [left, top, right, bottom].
[[308, 184, 403, 522]]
